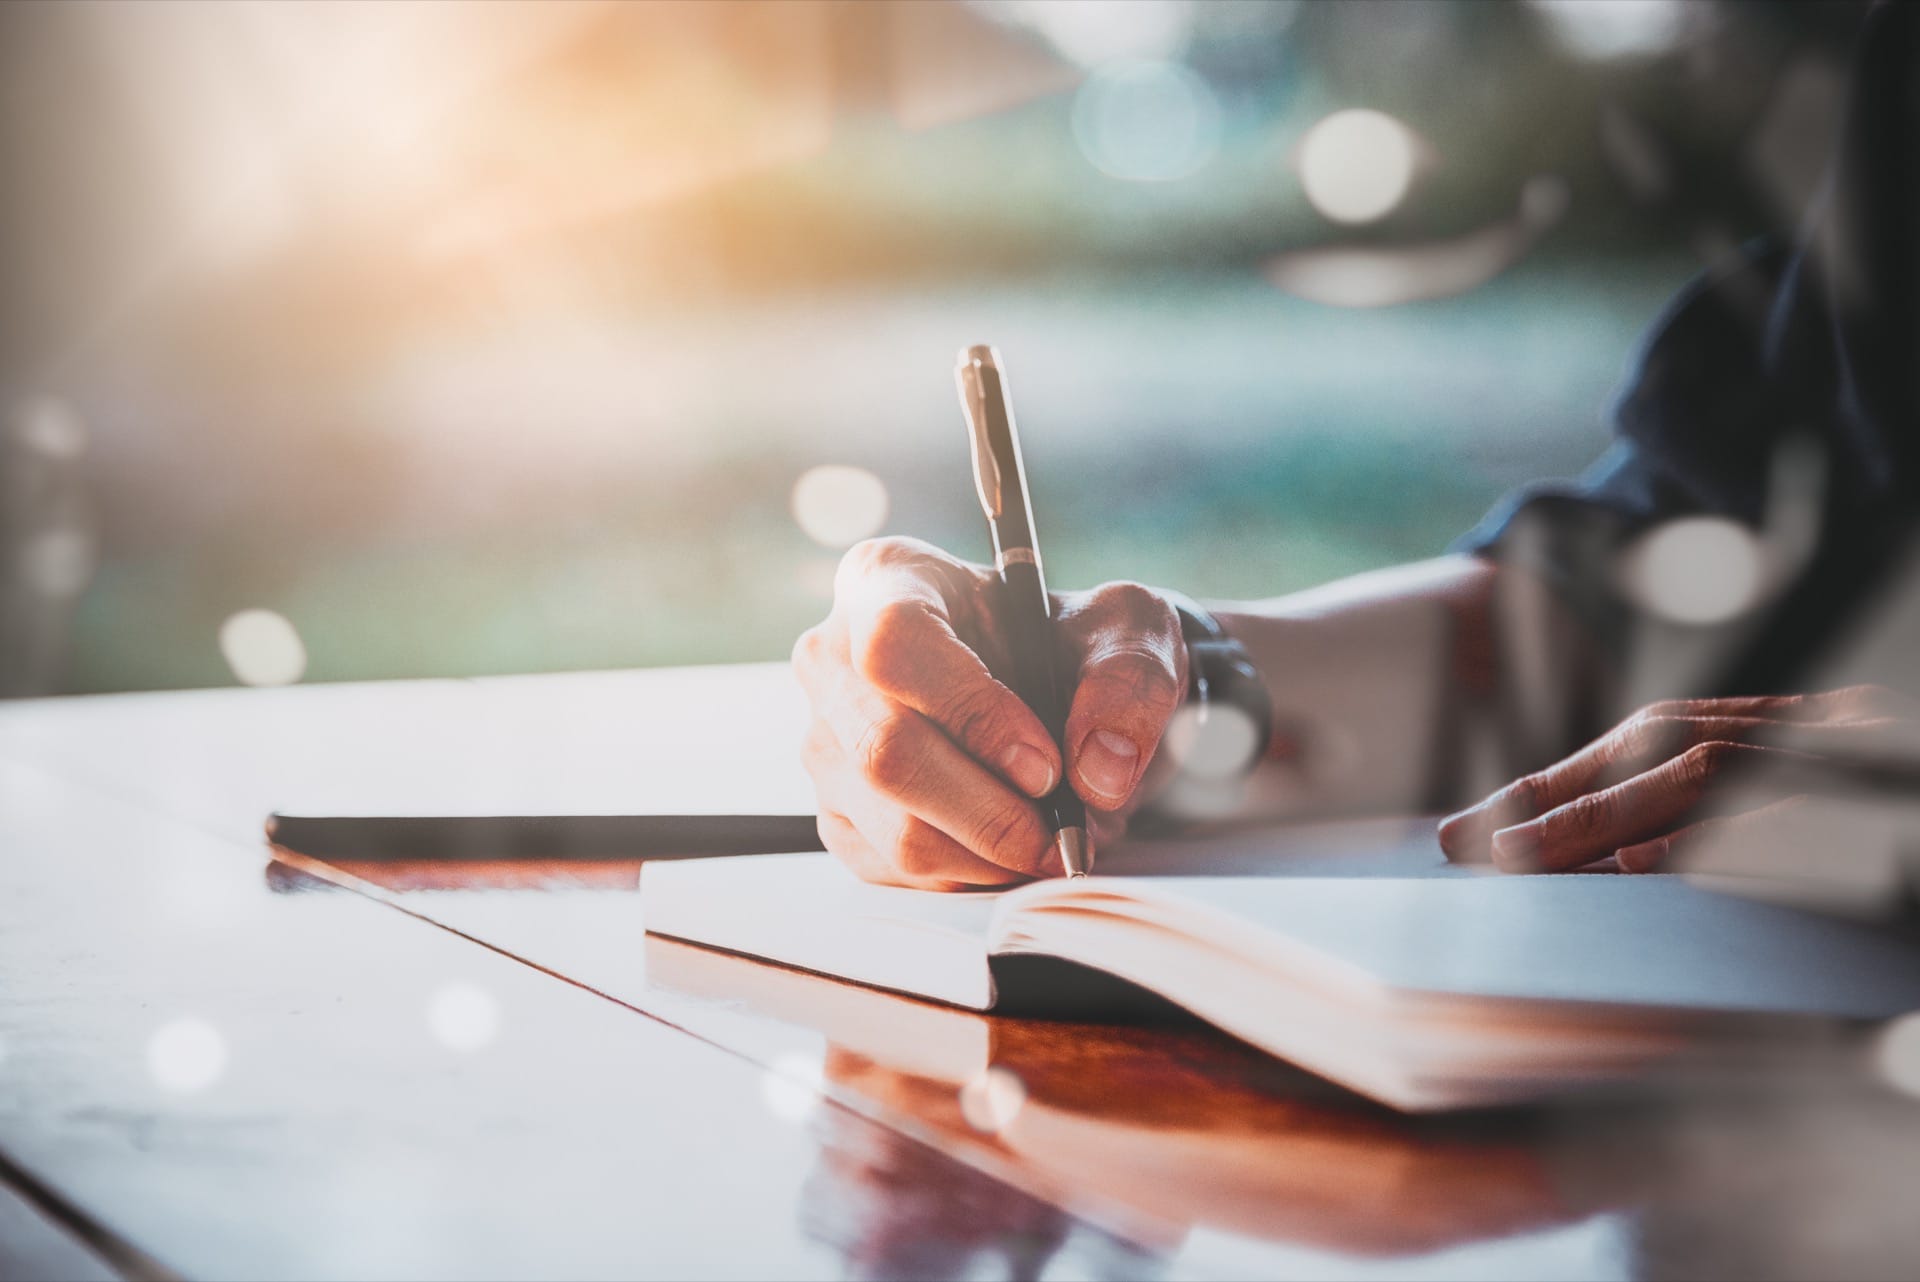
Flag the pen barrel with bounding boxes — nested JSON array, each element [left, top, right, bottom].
[[998, 560, 1087, 831]]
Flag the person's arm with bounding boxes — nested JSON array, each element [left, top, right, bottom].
[[792, 538, 1522, 887], [1200, 554, 1498, 825]]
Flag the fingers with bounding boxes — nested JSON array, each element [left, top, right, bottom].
[[803, 672, 1053, 882], [1487, 741, 1798, 873], [793, 537, 1076, 887], [815, 811, 1019, 892], [1440, 712, 1773, 862], [838, 539, 1060, 799], [1438, 693, 1920, 865], [1056, 583, 1188, 811], [1641, 689, 1876, 723], [822, 686, 1055, 878]]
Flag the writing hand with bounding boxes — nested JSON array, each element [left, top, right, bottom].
[[1438, 685, 1920, 873], [792, 537, 1187, 889]]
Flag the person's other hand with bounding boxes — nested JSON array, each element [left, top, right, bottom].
[[793, 537, 1187, 889], [1438, 685, 1920, 873]]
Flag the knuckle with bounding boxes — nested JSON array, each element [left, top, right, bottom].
[[842, 535, 965, 592], [855, 716, 927, 794], [790, 623, 829, 675], [1615, 709, 1656, 754], [1501, 773, 1541, 816], [930, 681, 1009, 750], [1628, 713, 1685, 757], [1561, 789, 1617, 837], [1089, 649, 1184, 718], [867, 599, 928, 649], [1092, 580, 1171, 624], [843, 535, 915, 576], [1677, 740, 1733, 784], [837, 537, 939, 606], [855, 601, 933, 685]]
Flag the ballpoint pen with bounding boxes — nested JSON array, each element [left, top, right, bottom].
[[954, 344, 1092, 878]]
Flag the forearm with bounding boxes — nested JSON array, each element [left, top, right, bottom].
[[1164, 555, 1506, 822]]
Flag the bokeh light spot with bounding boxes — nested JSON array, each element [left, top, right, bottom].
[[1297, 109, 1420, 225], [1876, 1013, 1920, 1099], [959, 1066, 1027, 1134], [994, 0, 1198, 69], [1071, 60, 1221, 184], [761, 1051, 826, 1124], [23, 529, 95, 597], [791, 465, 890, 549], [12, 397, 87, 459], [218, 609, 308, 687], [147, 1018, 228, 1093], [1531, 0, 1689, 62], [427, 982, 500, 1053], [1162, 701, 1261, 779], [1616, 517, 1767, 626]]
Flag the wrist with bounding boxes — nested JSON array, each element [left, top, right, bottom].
[[1161, 590, 1273, 777]]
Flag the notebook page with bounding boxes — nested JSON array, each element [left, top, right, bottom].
[[1012, 875, 1920, 1020], [1096, 816, 1462, 879], [641, 853, 1001, 1009]]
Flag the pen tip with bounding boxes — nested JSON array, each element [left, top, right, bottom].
[[961, 344, 999, 370], [1055, 827, 1092, 879]]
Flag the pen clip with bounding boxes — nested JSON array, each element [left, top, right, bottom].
[[956, 348, 1003, 520]]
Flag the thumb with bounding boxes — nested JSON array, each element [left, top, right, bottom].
[[1059, 584, 1187, 809]]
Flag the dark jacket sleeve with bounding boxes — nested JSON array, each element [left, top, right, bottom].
[[1456, 1, 1920, 697]]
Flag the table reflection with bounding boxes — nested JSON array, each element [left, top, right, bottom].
[[643, 934, 1638, 1270], [829, 1040, 1599, 1260], [262, 856, 1920, 1280], [799, 1097, 1162, 1282]]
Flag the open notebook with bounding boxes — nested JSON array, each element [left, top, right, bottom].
[[643, 829, 1920, 1111]]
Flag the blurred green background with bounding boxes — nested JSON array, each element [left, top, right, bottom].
[[0, 0, 1870, 694]]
